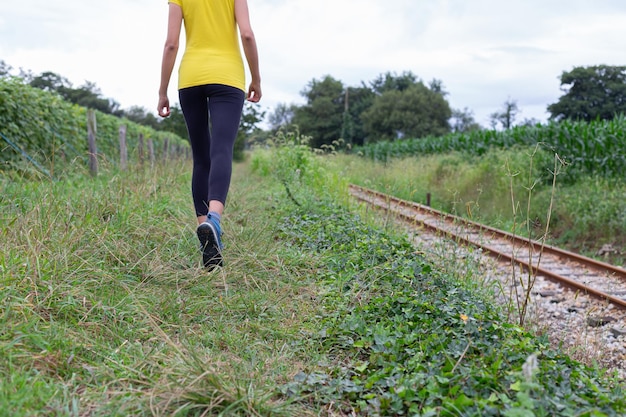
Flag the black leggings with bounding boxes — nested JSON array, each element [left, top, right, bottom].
[[179, 84, 245, 217]]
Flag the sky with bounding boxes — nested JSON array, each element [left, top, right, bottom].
[[2, 0, 625, 128]]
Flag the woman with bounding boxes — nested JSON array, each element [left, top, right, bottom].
[[158, 0, 261, 270]]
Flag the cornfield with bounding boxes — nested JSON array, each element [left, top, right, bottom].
[[358, 116, 626, 182]]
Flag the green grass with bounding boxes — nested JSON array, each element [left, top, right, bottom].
[[273, 206, 626, 416], [329, 149, 626, 265], [250, 140, 626, 415], [0, 162, 324, 416], [2, 145, 626, 416]]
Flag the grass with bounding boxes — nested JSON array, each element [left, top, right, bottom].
[[2, 145, 626, 416], [334, 148, 626, 266], [266, 187, 626, 416], [0, 161, 324, 416]]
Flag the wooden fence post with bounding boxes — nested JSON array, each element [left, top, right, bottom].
[[119, 125, 128, 171], [147, 138, 155, 167], [138, 133, 144, 166], [87, 109, 98, 176], [163, 138, 170, 162]]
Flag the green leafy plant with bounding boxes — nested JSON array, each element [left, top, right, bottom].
[[0, 77, 189, 178], [250, 127, 321, 206], [276, 201, 626, 416]]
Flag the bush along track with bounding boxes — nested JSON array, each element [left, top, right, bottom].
[[276, 203, 626, 416]]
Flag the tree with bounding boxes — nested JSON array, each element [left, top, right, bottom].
[[342, 84, 375, 147], [234, 102, 266, 161], [290, 71, 453, 146], [370, 71, 419, 94], [519, 117, 540, 127], [268, 103, 296, 133], [0, 60, 13, 77], [547, 65, 626, 121], [65, 81, 121, 115], [123, 106, 161, 130], [28, 72, 121, 115], [428, 78, 448, 97], [29, 71, 72, 93], [292, 75, 345, 148], [362, 82, 451, 142], [450, 107, 482, 133], [489, 99, 519, 130]]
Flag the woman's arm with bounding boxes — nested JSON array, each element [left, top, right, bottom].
[[234, 0, 262, 102], [158, 3, 183, 117]]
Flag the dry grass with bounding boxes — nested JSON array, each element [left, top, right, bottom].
[[0, 161, 324, 416]]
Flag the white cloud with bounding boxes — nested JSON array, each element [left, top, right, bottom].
[[3, 0, 626, 125]]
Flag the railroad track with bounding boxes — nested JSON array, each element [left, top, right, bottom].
[[349, 184, 626, 310]]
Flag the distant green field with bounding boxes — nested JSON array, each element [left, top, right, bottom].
[[357, 116, 626, 183]]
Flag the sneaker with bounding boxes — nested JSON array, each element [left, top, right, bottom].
[[197, 216, 224, 270]]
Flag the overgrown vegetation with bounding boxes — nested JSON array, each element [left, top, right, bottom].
[[0, 161, 328, 416], [356, 115, 626, 184], [276, 206, 626, 416], [2, 118, 626, 414], [0, 76, 189, 178], [250, 135, 626, 415], [3, 61, 626, 414], [346, 138, 626, 264]]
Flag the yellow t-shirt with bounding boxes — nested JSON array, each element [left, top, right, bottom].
[[168, 0, 245, 92]]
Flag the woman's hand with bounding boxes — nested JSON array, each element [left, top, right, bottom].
[[158, 95, 171, 117], [247, 81, 262, 103]]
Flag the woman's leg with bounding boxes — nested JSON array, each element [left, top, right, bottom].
[[179, 84, 244, 224], [179, 85, 211, 223], [206, 85, 245, 210]]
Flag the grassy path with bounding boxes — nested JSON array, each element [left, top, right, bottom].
[[1, 161, 322, 416], [3, 155, 626, 416]]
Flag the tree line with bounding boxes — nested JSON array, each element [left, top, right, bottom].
[[3, 59, 625, 151], [269, 72, 458, 148], [268, 65, 626, 149]]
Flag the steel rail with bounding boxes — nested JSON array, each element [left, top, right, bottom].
[[349, 184, 626, 310]]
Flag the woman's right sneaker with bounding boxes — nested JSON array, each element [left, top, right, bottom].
[[196, 216, 224, 270]]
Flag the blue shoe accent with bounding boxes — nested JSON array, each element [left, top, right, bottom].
[[197, 215, 224, 269], [207, 215, 224, 250]]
